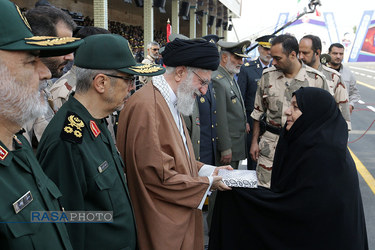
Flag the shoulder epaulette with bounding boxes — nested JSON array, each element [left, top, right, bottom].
[[215, 74, 224, 79], [60, 111, 85, 144]]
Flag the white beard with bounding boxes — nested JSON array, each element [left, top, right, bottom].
[[176, 73, 200, 116], [0, 64, 48, 127], [225, 59, 241, 74]]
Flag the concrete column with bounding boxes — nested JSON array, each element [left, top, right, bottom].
[[218, 26, 223, 38], [211, 26, 216, 35], [144, 0, 153, 56], [224, 30, 228, 41], [93, 0, 108, 29], [171, 0, 179, 34], [202, 14, 208, 36], [189, 5, 197, 38]]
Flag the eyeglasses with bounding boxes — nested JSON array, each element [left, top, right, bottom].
[[103, 74, 136, 86], [151, 48, 159, 51], [192, 71, 210, 87]]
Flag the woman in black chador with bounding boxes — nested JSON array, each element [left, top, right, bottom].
[[209, 87, 368, 250]]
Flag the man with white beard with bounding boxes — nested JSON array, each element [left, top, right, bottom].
[[0, 0, 82, 248], [212, 40, 250, 169], [116, 38, 233, 250]]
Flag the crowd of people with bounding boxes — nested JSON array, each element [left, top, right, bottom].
[[0, 0, 369, 249]]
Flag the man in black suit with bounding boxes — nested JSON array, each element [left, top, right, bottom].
[[237, 35, 275, 170]]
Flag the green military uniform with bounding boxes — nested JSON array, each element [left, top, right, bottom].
[[0, 134, 72, 249], [251, 64, 330, 188], [36, 96, 137, 250], [212, 65, 247, 168], [318, 63, 351, 130]]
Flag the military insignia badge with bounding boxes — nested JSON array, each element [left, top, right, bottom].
[[232, 99, 237, 104], [16, 4, 31, 31], [25, 36, 80, 46], [216, 74, 223, 79], [98, 161, 109, 173], [61, 111, 85, 144], [196, 117, 200, 126], [0, 145, 8, 160], [257, 64, 260, 68], [13, 191, 33, 214], [245, 62, 249, 66], [200, 97, 205, 103], [90, 120, 101, 138]]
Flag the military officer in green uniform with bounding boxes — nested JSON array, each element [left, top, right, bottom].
[[212, 40, 250, 169], [0, 0, 82, 248], [36, 34, 165, 250], [238, 35, 275, 170]]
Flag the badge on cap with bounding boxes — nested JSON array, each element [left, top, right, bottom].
[[200, 97, 205, 103], [90, 120, 101, 138], [16, 5, 31, 31], [13, 191, 33, 214], [0, 145, 8, 161]]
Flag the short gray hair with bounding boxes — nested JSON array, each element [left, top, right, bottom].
[[147, 41, 160, 49], [75, 66, 118, 94]]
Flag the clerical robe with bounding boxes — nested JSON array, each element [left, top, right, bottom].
[[117, 82, 210, 250]]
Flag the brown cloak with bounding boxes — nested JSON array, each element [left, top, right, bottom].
[[117, 83, 210, 250]]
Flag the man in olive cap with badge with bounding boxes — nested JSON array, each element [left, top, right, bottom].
[[0, 0, 82, 248], [213, 40, 250, 169], [116, 38, 232, 250], [36, 34, 165, 250], [238, 34, 275, 170]]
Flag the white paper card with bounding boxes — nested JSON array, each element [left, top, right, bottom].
[[218, 169, 258, 188]]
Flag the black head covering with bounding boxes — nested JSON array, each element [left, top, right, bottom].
[[161, 38, 220, 70], [209, 87, 368, 250]]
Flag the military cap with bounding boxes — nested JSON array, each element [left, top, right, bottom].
[[0, 0, 82, 57], [74, 34, 165, 76], [201, 34, 224, 44], [217, 40, 251, 58], [255, 35, 276, 49], [320, 53, 331, 65]]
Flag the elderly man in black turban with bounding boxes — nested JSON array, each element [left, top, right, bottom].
[[116, 38, 233, 250]]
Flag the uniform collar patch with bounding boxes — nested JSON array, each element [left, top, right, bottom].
[[0, 145, 8, 160], [90, 120, 101, 138]]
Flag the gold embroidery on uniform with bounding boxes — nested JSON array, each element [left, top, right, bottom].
[[25, 37, 80, 46], [16, 5, 31, 30], [129, 64, 163, 73], [74, 130, 82, 138], [67, 115, 85, 131], [64, 126, 73, 133]]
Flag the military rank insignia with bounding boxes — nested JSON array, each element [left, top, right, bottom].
[[61, 111, 85, 144], [13, 191, 33, 214], [216, 74, 223, 80], [90, 120, 101, 138], [200, 97, 205, 103], [0, 145, 8, 161], [195, 117, 200, 126]]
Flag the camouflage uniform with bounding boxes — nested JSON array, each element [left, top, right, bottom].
[[251, 64, 329, 188], [318, 64, 351, 130], [49, 66, 77, 111]]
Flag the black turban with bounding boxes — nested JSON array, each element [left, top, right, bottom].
[[161, 38, 220, 71]]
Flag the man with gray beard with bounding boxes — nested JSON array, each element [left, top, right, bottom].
[[0, 0, 82, 248], [116, 38, 232, 250], [212, 40, 250, 169]]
